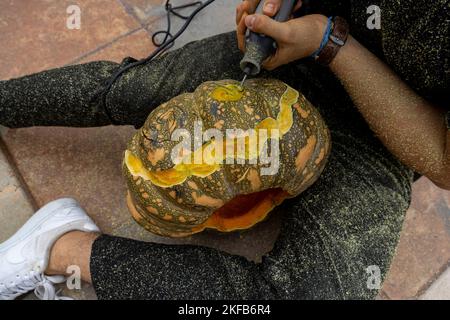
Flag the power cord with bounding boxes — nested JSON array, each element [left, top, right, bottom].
[[151, 0, 203, 49], [95, 0, 217, 119]]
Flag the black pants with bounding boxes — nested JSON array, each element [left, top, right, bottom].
[[0, 32, 412, 299]]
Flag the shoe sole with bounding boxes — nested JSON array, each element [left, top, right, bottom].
[[0, 198, 96, 253]]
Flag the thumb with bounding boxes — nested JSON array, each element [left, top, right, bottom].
[[245, 14, 290, 41]]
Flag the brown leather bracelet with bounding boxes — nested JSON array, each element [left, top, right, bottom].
[[316, 17, 350, 66]]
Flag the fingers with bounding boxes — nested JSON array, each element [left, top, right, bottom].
[[262, 50, 281, 70], [246, 0, 261, 13], [237, 0, 261, 51], [245, 14, 291, 42], [236, 2, 246, 26], [237, 13, 248, 51], [294, 0, 303, 12], [263, 0, 303, 17], [262, 0, 282, 17], [236, 0, 297, 52], [236, 0, 260, 23]]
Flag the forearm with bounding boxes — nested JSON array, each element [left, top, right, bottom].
[[329, 36, 450, 189]]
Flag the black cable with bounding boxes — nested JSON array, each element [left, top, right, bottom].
[[94, 0, 217, 121], [151, 0, 203, 49]]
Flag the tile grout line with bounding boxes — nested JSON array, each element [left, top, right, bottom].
[[116, 0, 168, 41], [416, 258, 450, 298], [66, 26, 146, 66], [115, 0, 191, 48], [68, 7, 167, 66], [0, 136, 39, 211], [117, 0, 147, 29], [68, 0, 159, 66], [117, 0, 166, 29], [377, 289, 392, 300]]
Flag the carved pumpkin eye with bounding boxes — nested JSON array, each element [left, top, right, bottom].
[[210, 84, 244, 102], [124, 79, 331, 238]]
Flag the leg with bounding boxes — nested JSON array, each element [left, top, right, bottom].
[[46, 231, 99, 284], [34, 46, 412, 300], [86, 57, 413, 299], [0, 61, 119, 128], [0, 32, 244, 128], [87, 136, 411, 300], [0, 32, 337, 129], [1, 96, 412, 300], [0, 198, 100, 300], [1, 30, 413, 299]]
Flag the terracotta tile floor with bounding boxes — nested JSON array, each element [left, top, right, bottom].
[[0, 0, 449, 299], [0, 0, 140, 79]]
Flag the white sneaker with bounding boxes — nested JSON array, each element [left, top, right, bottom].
[[0, 198, 100, 300]]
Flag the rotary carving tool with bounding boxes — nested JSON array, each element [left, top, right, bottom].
[[240, 0, 298, 87]]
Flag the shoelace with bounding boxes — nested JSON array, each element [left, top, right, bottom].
[[0, 271, 72, 300]]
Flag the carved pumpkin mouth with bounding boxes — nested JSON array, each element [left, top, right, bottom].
[[126, 188, 289, 236], [196, 188, 290, 232]]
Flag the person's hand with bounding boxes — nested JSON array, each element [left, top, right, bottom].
[[236, 0, 303, 50], [236, 0, 328, 70]]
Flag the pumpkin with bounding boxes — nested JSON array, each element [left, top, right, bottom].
[[123, 79, 330, 237]]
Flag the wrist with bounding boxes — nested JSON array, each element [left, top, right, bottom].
[[310, 15, 329, 56], [314, 16, 350, 66]]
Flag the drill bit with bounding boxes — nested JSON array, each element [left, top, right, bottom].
[[240, 73, 248, 88], [239, 65, 252, 89]]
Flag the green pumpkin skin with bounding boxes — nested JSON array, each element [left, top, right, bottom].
[[123, 79, 331, 237]]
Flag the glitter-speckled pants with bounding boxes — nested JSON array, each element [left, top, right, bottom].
[[0, 32, 412, 299]]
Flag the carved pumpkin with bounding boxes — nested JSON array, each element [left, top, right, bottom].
[[123, 79, 330, 237]]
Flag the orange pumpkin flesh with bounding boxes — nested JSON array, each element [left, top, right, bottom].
[[127, 189, 289, 235], [195, 188, 289, 232]]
